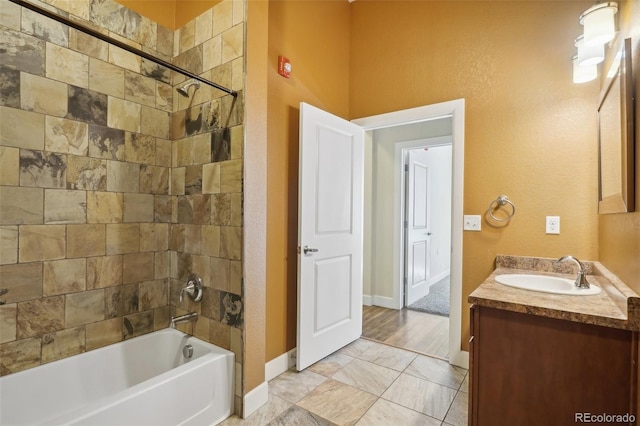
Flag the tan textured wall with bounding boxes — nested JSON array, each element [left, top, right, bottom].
[[115, 0, 177, 29], [263, 0, 603, 360], [115, 0, 221, 30], [598, 0, 640, 292], [349, 0, 600, 352], [266, 0, 351, 362]]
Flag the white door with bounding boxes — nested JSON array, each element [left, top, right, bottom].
[[297, 102, 365, 371], [405, 149, 432, 306]]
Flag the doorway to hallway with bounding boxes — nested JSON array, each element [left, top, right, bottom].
[[355, 100, 465, 367], [368, 144, 452, 360]]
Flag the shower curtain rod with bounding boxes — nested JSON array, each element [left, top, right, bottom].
[[8, 0, 238, 98]]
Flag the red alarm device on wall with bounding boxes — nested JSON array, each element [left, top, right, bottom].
[[278, 56, 292, 78]]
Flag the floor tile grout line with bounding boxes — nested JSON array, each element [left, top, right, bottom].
[[457, 370, 469, 392], [392, 352, 467, 393], [377, 380, 454, 424], [363, 340, 465, 424], [294, 373, 381, 426], [360, 334, 450, 363], [376, 393, 448, 425], [324, 342, 400, 425], [439, 389, 465, 426], [375, 366, 440, 422], [367, 341, 417, 403], [362, 305, 450, 359], [349, 394, 379, 426], [262, 338, 468, 426], [351, 338, 468, 401], [400, 368, 467, 392]]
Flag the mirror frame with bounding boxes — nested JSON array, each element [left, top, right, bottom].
[[597, 37, 635, 214]]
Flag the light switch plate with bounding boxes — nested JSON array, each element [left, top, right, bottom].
[[546, 216, 560, 234], [464, 215, 481, 231]]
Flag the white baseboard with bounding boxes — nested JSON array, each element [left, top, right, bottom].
[[370, 295, 397, 309], [449, 349, 469, 369], [243, 348, 297, 418], [242, 381, 268, 418], [265, 348, 297, 381], [429, 269, 450, 287], [363, 294, 372, 306]]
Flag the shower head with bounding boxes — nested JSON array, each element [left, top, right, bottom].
[[176, 81, 201, 98]]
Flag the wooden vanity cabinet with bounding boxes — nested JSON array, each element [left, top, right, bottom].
[[469, 305, 637, 426]]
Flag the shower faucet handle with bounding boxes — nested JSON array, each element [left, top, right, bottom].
[[180, 274, 203, 302]]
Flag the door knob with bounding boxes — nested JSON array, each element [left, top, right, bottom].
[[303, 245, 319, 255]]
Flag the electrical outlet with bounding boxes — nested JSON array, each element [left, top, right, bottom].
[[546, 216, 560, 234], [463, 215, 481, 231]]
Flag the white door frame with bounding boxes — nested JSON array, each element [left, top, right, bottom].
[[352, 99, 467, 369]]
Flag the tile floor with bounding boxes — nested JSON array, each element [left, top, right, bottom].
[[221, 338, 468, 426]]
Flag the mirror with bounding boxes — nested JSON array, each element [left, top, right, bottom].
[[597, 37, 635, 214]]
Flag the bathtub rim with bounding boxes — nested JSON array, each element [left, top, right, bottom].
[[0, 328, 235, 426]]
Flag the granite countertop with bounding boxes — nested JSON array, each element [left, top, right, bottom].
[[468, 255, 640, 331]]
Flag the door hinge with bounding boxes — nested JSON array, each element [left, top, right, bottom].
[[403, 276, 408, 285], [404, 164, 409, 172], [404, 220, 408, 228]]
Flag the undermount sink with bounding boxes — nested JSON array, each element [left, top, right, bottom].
[[495, 274, 601, 296]]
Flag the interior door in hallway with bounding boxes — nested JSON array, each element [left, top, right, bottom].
[[405, 148, 432, 306], [296, 102, 365, 371]]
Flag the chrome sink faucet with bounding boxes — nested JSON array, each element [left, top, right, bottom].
[[556, 256, 590, 289]]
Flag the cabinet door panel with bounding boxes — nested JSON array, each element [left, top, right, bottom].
[[473, 307, 634, 426]]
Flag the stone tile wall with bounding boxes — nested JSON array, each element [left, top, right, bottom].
[[0, 0, 245, 413], [168, 0, 245, 412]]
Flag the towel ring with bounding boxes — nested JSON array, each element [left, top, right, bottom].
[[488, 195, 515, 222]]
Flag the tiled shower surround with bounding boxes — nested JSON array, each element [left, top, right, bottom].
[[0, 0, 245, 413]]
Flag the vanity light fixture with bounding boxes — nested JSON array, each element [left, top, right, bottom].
[[574, 35, 605, 66], [572, 1, 617, 84], [572, 55, 598, 84], [579, 2, 618, 46]]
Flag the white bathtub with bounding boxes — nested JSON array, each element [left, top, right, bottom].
[[0, 328, 234, 426]]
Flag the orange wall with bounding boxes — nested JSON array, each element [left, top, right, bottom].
[[116, 0, 219, 29], [599, 1, 640, 292], [266, 0, 601, 359], [245, 0, 268, 393], [266, 0, 351, 361], [265, 0, 638, 361], [350, 0, 599, 352]]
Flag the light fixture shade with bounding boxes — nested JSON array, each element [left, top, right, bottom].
[[572, 55, 597, 83], [575, 35, 605, 66], [580, 2, 618, 46]]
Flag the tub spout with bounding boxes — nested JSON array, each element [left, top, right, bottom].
[[170, 312, 198, 328]]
